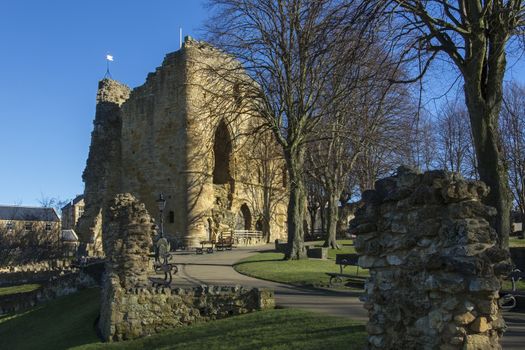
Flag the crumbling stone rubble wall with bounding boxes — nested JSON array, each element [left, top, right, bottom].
[[99, 193, 275, 342], [77, 79, 131, 256], [102, 193, 154, 289], [352, 167, 511, 350], [100, 285, 275, 342]]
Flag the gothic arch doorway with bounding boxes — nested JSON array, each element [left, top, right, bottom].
[[213, 120, 232, 185], [235, 204, 252, 230]]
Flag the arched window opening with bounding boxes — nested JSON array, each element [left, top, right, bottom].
[[235, 204, 252, 230], [255, 218, 263, 232], [213, 120, 232, 184]]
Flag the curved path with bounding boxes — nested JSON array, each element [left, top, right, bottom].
[[167, 244, 524, 349]]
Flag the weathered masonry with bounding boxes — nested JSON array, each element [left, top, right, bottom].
[[77, 37, 288, 255], [352, 167, 510, 350], [98, 193, 275, 341]]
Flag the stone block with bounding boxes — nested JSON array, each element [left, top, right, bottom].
[[307, 247, 328, 259]]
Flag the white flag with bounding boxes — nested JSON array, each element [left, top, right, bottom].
[[106, 54, 114, 62]]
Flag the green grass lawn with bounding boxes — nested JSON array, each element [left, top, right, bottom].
[[311, 239, 357, 259], [0, 288, 101, 350], [0, 287, 366, 350], [510, 236, 525, 248], [0, 283, 41, 296], [75, 309, 366, 350], [234, 249, 367, 288]]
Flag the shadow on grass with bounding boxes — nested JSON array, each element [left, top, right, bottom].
[[0, 288, 101, 350], [234, 257, 284, 266], [74, 309, 366, 350]]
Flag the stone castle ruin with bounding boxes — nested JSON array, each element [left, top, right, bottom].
[[77, 37, 288, 255], [98, 193, 274, 341]]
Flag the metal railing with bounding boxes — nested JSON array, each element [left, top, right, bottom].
[[232, 230, 264, 245]]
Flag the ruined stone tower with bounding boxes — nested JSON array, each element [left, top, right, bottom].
[[78, 37, 287, 254]]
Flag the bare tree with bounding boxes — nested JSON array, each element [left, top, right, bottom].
[[206, 0, 380, 259], [37, 193, 70, 216], [239, 129, 288, 242], [501, 81, 525, 229], [382, 0, 525, 248], [435, 100, 478, 177]]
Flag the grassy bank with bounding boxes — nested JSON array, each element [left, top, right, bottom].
[[0, 283, 41, 296], [75, 309, 366, 350], [0, 288, 100, 350], [0, 287, 366, 350]]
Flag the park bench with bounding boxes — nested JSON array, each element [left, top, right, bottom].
[[327, 253, 365, 287], [216, 233, 234, 251], [196, 240, 215, 254]]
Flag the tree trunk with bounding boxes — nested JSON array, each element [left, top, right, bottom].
[[464, 82, 511, 249], [263, 215, 271, 243], [319, 203, 326, 238], [309, 208, 317, 239], [323, 189, 340, 249], [284, 148, 307, 260]]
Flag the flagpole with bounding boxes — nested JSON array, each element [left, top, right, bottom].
[[104, 54, 113, 79]]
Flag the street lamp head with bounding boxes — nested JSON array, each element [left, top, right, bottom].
[[156, 193, 166, 212]]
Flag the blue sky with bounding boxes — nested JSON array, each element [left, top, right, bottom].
[[0, 0, 208, 206], [0, 1, 524, 207]]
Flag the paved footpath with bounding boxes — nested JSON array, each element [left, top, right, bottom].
[[166, 244, 524, 349]]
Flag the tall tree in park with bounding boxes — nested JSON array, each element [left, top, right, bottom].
[[500, 82, 525, 228], [206, 0, 379, 259], [382, 0, 525, 248], [306, 47, 415, 249]]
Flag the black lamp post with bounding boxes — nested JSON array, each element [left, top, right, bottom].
[[156, 193, 166, 238]]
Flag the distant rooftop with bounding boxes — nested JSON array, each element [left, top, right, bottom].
[[0, 205, 60, 222], [61, 194, 84, 211], [61, 229, 79, 242]]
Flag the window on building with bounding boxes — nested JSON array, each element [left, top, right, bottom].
[[169, 211, 175, 223], [6, 222, 13, 231], [45, 223, 52, 231], [25, 222, 33, 231]]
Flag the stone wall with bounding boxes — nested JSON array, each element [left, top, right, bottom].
[[351, 167, 511, 350], [100, 284, 274, 341], [0, 258, 72, 274], [98, 193, 275, 342], [0, 271, 97, 315], [77, 79, 131, 256], [102, 193, 154, 290]]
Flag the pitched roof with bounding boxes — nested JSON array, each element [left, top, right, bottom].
[[61, 229, 79, 242], [61, 194, 84, 211], [72, 194, 84, 205], [0, 205, 60, 222]]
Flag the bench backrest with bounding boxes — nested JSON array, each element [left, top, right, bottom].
[[336, 253, 359, 266]]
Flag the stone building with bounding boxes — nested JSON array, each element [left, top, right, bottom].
[[0, 205, 60, 233], [61, 194, 84, 230], [77, 37, 288, 255]]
